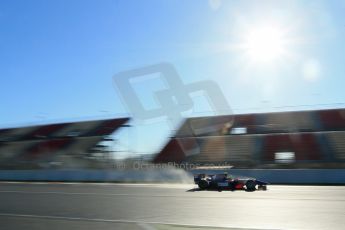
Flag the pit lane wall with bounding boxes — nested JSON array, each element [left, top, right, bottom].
[[0, 169, 345, 184]]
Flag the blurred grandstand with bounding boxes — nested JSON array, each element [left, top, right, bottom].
[[154, 108, 345, 169], [2, 108, 345, 170], [0, 118, 129, 169]]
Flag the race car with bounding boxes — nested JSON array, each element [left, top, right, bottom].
[[194, 173, 268, 191]]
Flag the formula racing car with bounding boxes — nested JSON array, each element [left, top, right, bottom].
[[194, 173, 268, 191]]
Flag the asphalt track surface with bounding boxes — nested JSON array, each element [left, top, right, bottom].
[[0, 182, 344, 230]]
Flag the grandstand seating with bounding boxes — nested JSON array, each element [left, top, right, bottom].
[[175, 115, 234, 137], [86, 118, 129, 136], [319, 109, 345, 130], [0, 126, 38, 141], [153, 139, 186, 163], [0, 118, 130, 168], [29, 124, 68, 139], [185, 135, 255, 163], [154, 108, 345, 167], [174, 121, 194, 137], [65, 136, 105, 156], [175, 138, 200, 157], [324, 131, 345, 160], [264, 111, 315, 132], [24, 139, 71, 159], [0, 141, 33, 160], [261, 133, 322, 162], [231, 114, 257, 133]]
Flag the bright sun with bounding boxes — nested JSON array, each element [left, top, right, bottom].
[[244, 26, 287, 63]]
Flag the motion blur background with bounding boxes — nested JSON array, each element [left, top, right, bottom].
[[0, 0, 344, 179]]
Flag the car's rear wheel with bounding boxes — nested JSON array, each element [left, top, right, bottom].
[[245, 180, 257, 191], [198, 180, 209, 190]]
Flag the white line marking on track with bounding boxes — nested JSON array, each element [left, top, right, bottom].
[[0, 190, 178, 197], [0, 190, 343, 201], [136, 222, 157, 230], [0, 213, 278, 230]]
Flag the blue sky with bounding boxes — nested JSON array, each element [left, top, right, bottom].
[[1, 0, 345, 156]]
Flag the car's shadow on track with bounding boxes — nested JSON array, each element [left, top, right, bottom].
[[186, 188, 202, 192], [186, 188, 236, 192], [186, 188, 259, 192]]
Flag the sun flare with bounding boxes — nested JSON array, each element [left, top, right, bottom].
[[244, 25, 287, 63]]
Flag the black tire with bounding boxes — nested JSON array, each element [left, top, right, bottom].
[[228, 182, 236, 191], [198, 180, 209, 190], [245, 180, 257, 191]]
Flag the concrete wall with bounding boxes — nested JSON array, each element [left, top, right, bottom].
[[0, 169, 192, 183], [0, 169, 344, 184]]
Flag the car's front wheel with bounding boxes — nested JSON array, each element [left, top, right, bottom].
[[198, 180, 209, 190]]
